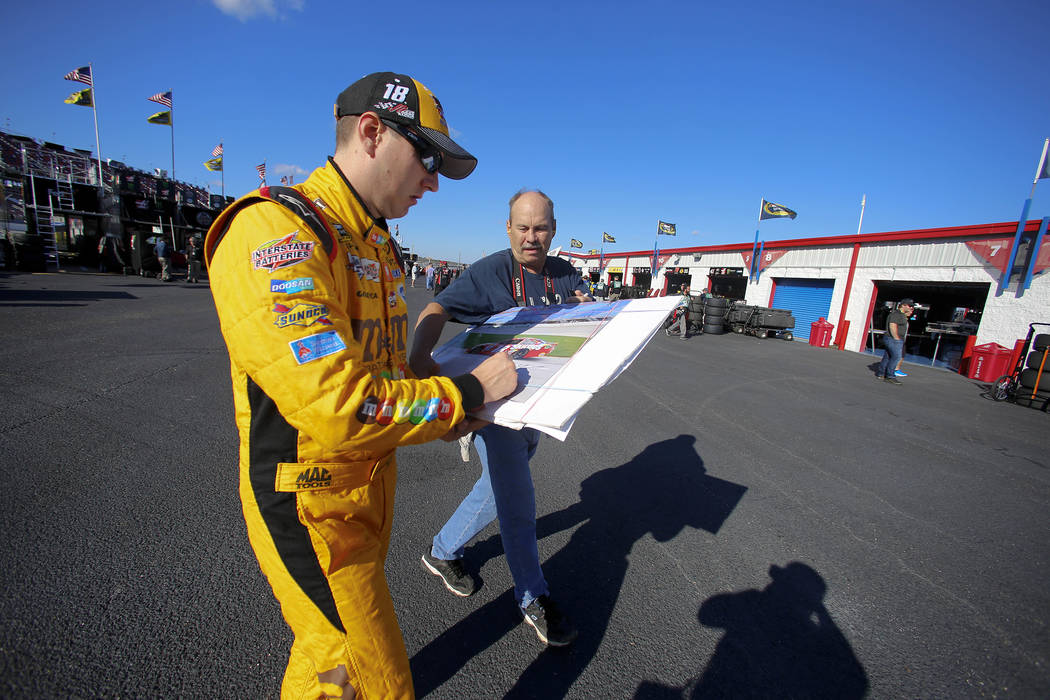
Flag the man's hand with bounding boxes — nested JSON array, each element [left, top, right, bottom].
[[570, 289, 593, 303], [470, 351, 519, 404]]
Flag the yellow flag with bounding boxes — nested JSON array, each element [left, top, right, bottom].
[[203, 157, 223, 172], [64, 88, 93, 107], [147, 110, 172, 126]]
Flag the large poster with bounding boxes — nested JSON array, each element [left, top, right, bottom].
[[432, 296, 680, 439]]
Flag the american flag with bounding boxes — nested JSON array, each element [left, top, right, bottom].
[[211, 143, 223, 157], [148, 91, 173, 108], [64, 66, 92, 86], [256, 163, 266, 180]]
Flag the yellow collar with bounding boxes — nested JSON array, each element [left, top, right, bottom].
[[298, 158, 389, 245]]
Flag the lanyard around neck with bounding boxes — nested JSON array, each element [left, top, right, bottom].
[[512, 261, 554, 306]]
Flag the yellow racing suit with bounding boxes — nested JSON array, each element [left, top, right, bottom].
[[205, 158, 475, 699]]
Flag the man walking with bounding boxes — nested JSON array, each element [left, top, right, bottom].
[[204, 72, 517, 699], [409, 189, 591, 647], [154, 236, 171, 281], [876, 299, 914, 384]]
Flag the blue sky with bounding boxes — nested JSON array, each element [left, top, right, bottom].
[[3, 0, 1049, 262]]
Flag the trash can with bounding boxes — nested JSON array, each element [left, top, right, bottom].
[[809, 317, 834, 348], [967, 342, 1013, 381]]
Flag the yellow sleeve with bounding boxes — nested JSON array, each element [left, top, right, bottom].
[[208, 200, 465, 455]]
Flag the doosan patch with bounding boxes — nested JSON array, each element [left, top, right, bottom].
[[270, 277, 314, 294], [253, 231, 316, 272], [289, 330, 346, 364]]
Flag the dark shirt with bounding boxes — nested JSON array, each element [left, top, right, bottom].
[[435, 249, 590, 324], [885, 310, 908, 340], [154, 240, 169, 258]]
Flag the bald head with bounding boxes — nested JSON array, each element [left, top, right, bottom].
[[507, 190, 557, 274]]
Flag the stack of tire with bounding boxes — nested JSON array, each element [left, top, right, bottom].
[[701, 296, 729, 335], [1017, 334, 1050, 410]]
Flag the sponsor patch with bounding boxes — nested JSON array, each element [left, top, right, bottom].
[[270, 277, 314, 294], [356, 289, 378, 299], [272, 302, 332, 328], [376, 398, 396, 426], [253, 231, 316, 272], [387, 292, 397, 307], [289, 330, 346, 365], [356, 396, 379, 424], [347, 252, 364, 278], [373, 102, 416, 119], [296, 466, 332, 489], [369, 229, 389, 246], [395, 284, 406, 304], [361, 258, 381, 282]]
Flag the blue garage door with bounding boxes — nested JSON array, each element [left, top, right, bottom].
[[771, 278, 835, 340]]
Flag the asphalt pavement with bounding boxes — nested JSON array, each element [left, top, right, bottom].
[[0, 270, 1047, 699]]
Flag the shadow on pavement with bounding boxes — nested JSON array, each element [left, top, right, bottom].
[[634, 562, 869, 699], [0, 289, 137, 304], [412, 435, 747, 698]]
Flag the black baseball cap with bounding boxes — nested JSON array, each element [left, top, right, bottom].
[[335, 72, 477, 180], [899, 298, 916, 307]]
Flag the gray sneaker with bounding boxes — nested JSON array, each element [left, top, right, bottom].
[[521, 595, 577, 647], [884, 376, 903, 385], [421, 551, 477, 597]]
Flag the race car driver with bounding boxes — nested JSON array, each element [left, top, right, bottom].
[[205, 72, 517, 699]]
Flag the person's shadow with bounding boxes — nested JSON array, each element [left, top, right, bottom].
[[634, 562, 869, 699], [411, 434, 747, 698]]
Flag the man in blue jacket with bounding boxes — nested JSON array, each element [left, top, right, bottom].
[[409, 189, 590, 647]]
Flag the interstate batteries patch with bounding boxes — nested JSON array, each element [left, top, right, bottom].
[[253, 231, 315, 272], [289, 330, 346, 364]]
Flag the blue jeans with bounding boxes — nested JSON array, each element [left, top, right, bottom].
[[877, 337, 903, 377], [431, 423, 548, 609]]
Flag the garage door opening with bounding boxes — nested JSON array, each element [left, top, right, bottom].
[[863, 281, 989, 370]]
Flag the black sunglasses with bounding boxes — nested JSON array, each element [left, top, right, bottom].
[[382, 120, 442, 175]]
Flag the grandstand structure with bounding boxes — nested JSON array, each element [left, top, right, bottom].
[[0, 130, 229, 272]]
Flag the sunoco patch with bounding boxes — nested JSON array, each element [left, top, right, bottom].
[[272, 302, 332, 328]]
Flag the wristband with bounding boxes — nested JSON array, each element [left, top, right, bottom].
[[451, 373, 485, 412]]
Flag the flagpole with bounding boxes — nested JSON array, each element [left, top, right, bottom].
[[169, 89, 175, 183], [998, 138, 1049, 296], [856, 194, 867, 236], [751, 198, 762, 280], [220, 139, 225, 198], [89, 62, 104, 187]]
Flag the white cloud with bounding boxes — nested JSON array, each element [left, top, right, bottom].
[[272, 163, 309, 177], [212, 0, 303, 21]]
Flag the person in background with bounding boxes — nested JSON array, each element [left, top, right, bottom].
[[410, 189, 590, 648], [154, 237, 171, 281], [673, 284, 690, 339], [185, 235, 202, 283], [875, 299, 914, 385]]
